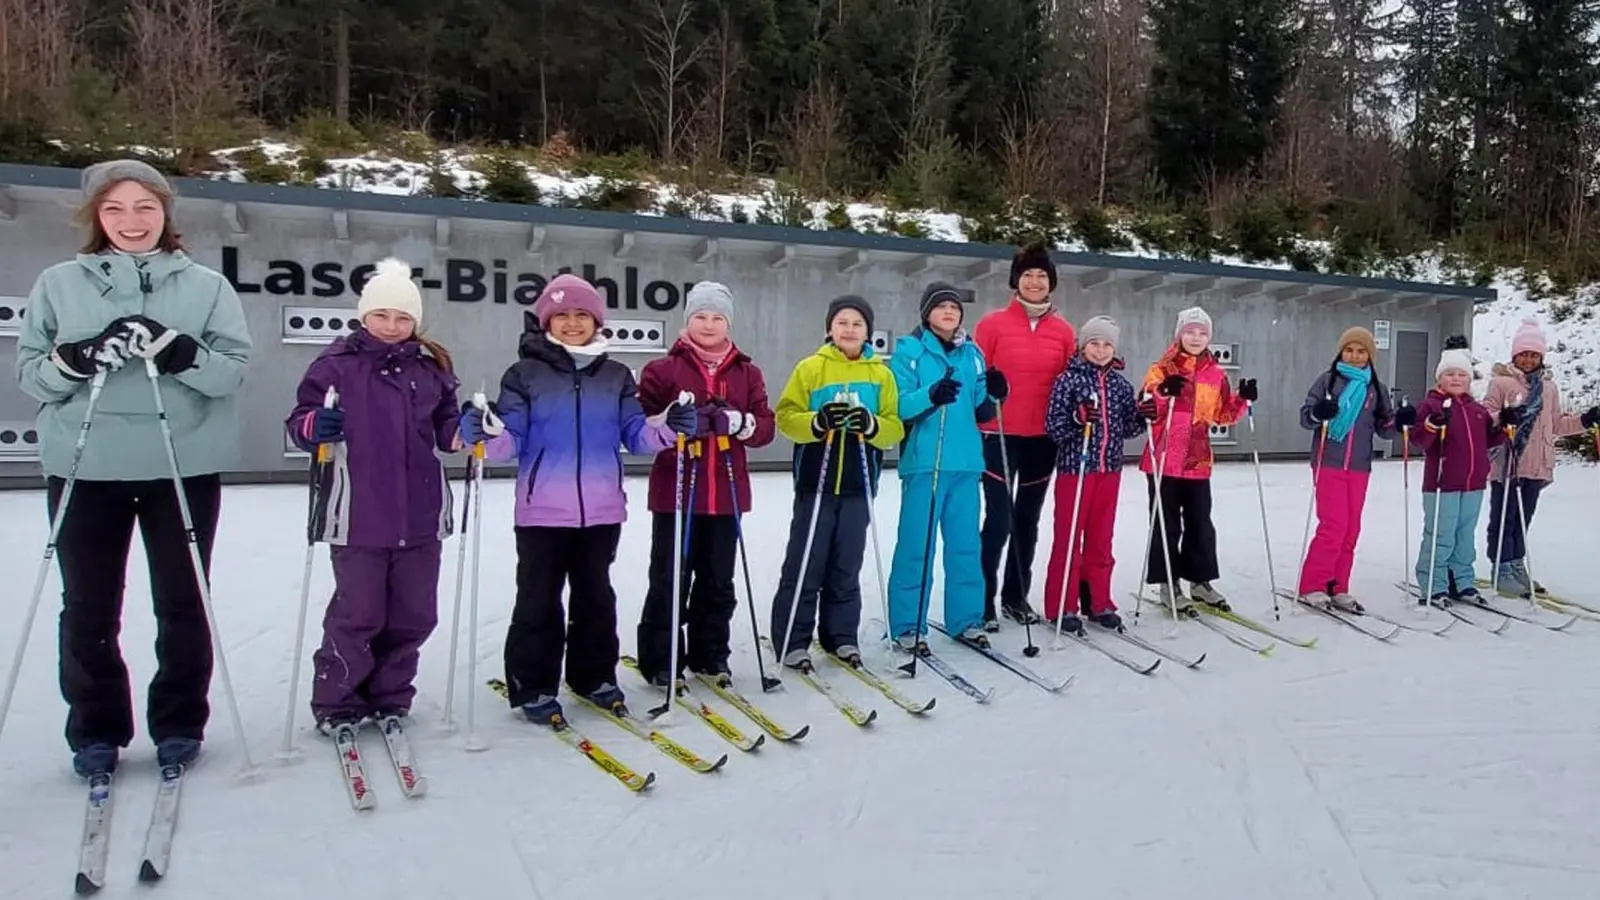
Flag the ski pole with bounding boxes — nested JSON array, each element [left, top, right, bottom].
[[1132, 392, 1180, 634], [993, 404, 1039, 656], [771, 426, 835, 688], [1490, 398, 1523, 597], [441, 417, 478, 733], [0, 370, 107, 748], [856, 432, 892, 650], [901, 406, 948, 677], [464, 390, 490, 752], [1401, 424, 1417, 615], [1422, 399, 1453, 606], [278, 385, 338, 759], [651, 411, 691, 721], [144, 359, 256, 773], [1052, 412, 1093, 647], [1511, 454, 1539, 605], [722, 437, 780, 692], [1289, 410, 1330, 615], [1243, 403, 1280, 619]]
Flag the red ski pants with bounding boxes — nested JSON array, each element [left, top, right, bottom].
[[1042, 472, 1121, 620], [1298, 467, 1370, 595]]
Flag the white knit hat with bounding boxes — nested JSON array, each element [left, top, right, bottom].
[[1435, 348, 1473, 379], [358, 258, 424, 325], [1174, 306, 1213, 339]]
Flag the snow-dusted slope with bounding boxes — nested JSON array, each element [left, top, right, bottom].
[[1, 460, 1597, 899]]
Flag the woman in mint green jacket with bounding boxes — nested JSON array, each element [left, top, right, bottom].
[[14, 160, 253, 779]]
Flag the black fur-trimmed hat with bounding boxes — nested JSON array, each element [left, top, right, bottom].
[[1009, 242, 1058, 291]]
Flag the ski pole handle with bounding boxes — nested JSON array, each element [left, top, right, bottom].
[[717, 435, 730, 452], [315, 386, 338, 463], [470, 389, 490, 459]]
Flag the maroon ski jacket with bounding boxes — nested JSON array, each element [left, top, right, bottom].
[[637, 340, 777, 515]]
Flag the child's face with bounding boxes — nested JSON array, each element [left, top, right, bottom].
[[1437, 370, 1470, 395], [926, 301, 962, 336], [1179, 326, 1210, 355], [829, 309, 868, 357], [1514, 351, 1542, 373], [363, 308, 416, 344], [548, 310, 597, 346], [1341, 342, 1370, 367], [1083, 339, 1115, 366], [685, 310, 729, 347]]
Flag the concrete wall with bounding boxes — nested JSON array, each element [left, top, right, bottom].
[[0, 173, 1486, 483]]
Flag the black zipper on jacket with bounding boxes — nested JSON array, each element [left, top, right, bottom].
[[574, 371, 586, 527]]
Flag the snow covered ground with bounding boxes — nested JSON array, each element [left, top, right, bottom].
[[2, 459, 1599, 900]]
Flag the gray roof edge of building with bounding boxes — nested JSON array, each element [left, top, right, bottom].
[[1, 162, 1496, 302]]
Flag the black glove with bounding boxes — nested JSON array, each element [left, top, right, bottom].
[[1497, 406, 1521, 430], [1582, 407, 1600, 430], [1136, 393, 1158, 421], [1157, 374, 1186, 397], [1311, 396, 1339, 422], [1425, 409, 1449, 431], [842, 406, 877, 436], [305, 407, 345, 444], [120, 315, 199, 375], [53, 319, 138, 379], [1237, 378, 1258, 402], [928, 376, 961, 406], [984, 368, 1008, 401], [814, 401, 852, 435], [1391, 404, 1417, 430]]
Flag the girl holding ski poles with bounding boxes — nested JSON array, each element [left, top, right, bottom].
[[1411, 348, 1505, 606], [11, 159, 253, 779], [1481, 319, 1600, 597], [1293, 327, 1414, 613], [285, 258, 462, 736], [1137, 307, 1255, 614], [886, 283, 1001, 650], [1041, 316, 1145, 634], [459, 275, 697, 723], [770, 296, 904, 671], [634, 282, 776, 687]]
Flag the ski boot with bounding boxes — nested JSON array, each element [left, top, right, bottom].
[[316, 711, 365, 737], [1090, 610, 1122, 631], [1495, 561, 1532, 598], [519, 694, 563, 725], [781, 648, 812, 671], [584, 683, 628, 717], [1002, 602, 1043, 627], [982, 601, 1000, 633], [1188, 581, 1231, 612], [832, 645, 863, 668], [895, 633, 930, 656], [1328, 593, 1365, 614], [1457, 587, 1483, 606], [1155, 584, 1198, 618], [1421, 592, 1452, 609], [155, 736, 201, 770], [1050, 612, 1085, 635], [957, 627, 991, 649], [691, 661, 733, 689], [71, 743, 118, 779]]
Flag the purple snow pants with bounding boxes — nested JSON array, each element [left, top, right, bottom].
[[310, 542, 442, 720]]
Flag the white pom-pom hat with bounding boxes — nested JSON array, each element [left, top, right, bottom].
[[358, 257, 424, 325]]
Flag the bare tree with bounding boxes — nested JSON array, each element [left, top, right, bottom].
[[0, 0, 80, 119], [783, 77, 847, 193], [684, 4, 746, 171], [1042, 0, 1151, 205], [998, 106, 1060, 200], [125, 0, 243, 156], [639, 0, 708, 165], [895, 0, 958, 203]]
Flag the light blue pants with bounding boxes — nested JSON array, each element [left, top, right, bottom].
[[1415, 490, 1484, 598], [888, 471, 985, 637]]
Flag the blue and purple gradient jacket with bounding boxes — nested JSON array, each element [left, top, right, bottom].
[[482, 327, 675, 527]]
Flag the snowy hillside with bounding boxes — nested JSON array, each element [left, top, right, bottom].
[[2, 460, 1598, 899]]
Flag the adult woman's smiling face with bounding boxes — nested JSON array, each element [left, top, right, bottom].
[[96, 180, 166, 254]]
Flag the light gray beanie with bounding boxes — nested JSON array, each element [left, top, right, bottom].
[[81, 159, 173, 200], [1078, 315, 1120, 349], [684, 281, 734, 321]]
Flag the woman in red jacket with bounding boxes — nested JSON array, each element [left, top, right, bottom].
[[634, 282, 776, 686], [973, 243, 1077, 630]]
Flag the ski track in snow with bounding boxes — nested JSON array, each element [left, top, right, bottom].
[[2, 460, 1599, 899]]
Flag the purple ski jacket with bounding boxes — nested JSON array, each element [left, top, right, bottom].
[[482, 327, 675, 528], [1410, 389, 1507, 493], [286, 328, 461, 549]]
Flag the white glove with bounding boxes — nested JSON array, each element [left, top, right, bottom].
[[471, 391, 505, 437], [723, 409, 745, 436], [120, 320, 178, 360]]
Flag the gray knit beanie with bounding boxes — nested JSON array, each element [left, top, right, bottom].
[[684, 281, 734, 321], [81, 159, 173, 201]]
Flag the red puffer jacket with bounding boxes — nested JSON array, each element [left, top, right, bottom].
[[973, 299, 1076, 437], [637, 340, 777, 515]]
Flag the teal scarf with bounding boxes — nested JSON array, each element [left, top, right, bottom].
[[1327, 362, 1372, 442]]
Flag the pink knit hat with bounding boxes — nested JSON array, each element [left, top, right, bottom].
[[1511, 318, 1547, 357], [534, 274, 607, 330]]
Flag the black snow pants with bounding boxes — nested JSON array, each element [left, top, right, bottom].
[[635, 512, 739, 680], [503, 524, 623, 707], [770, 492, 870, 657]]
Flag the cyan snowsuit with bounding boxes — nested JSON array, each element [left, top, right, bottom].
[[887, 327, 994, 637]]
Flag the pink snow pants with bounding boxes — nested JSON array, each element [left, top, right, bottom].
[[1298, 468, 1370, 595]]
